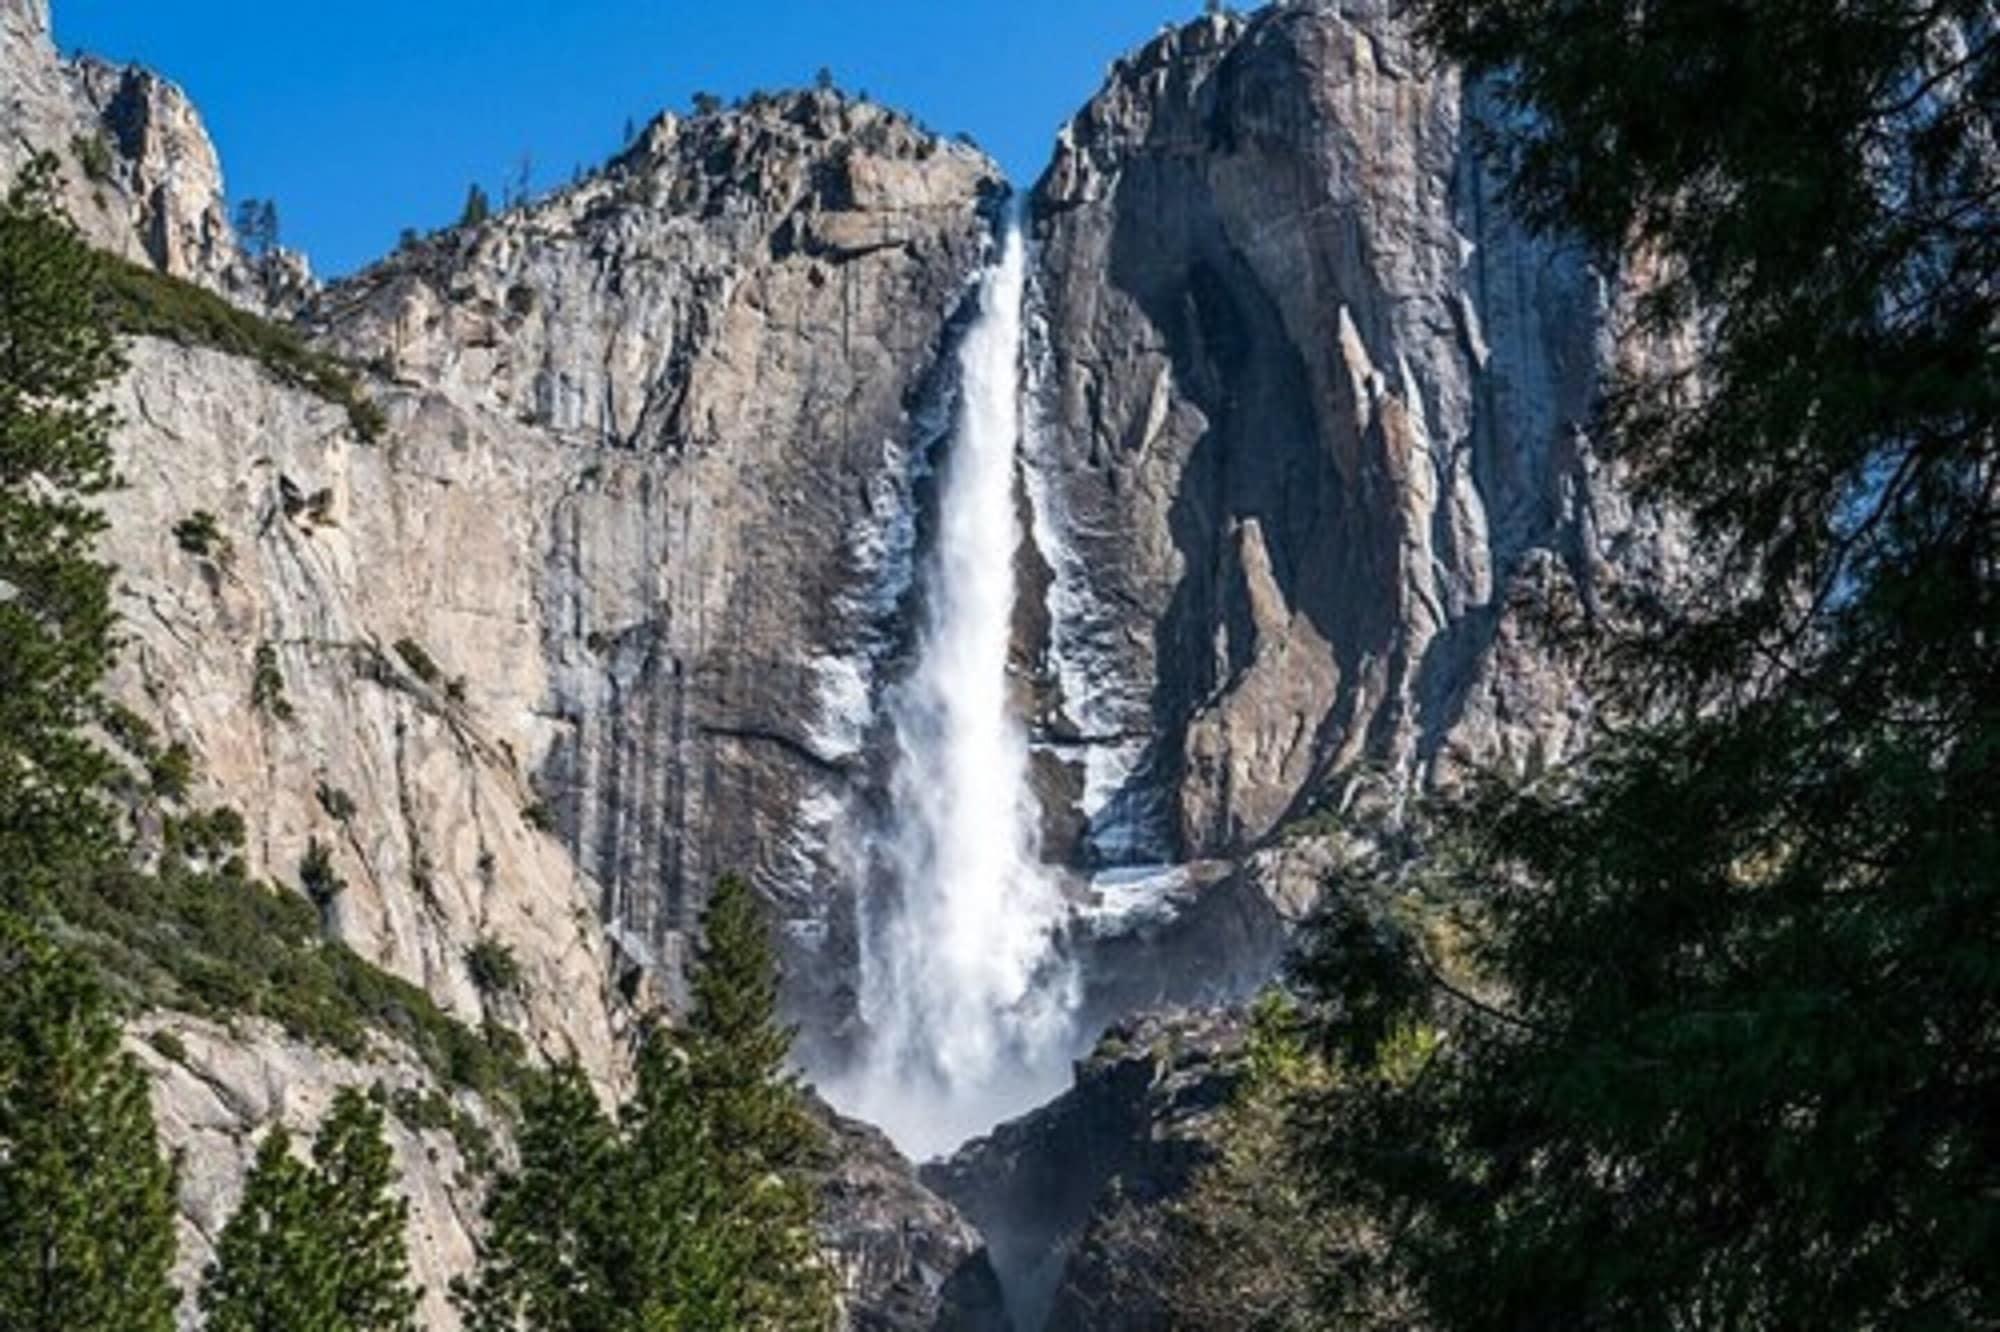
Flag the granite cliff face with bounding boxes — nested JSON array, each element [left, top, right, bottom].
[[0, 0, 305, 307], [5, 0, 1008, 1320], [2, 0, 1679, 1325], [1024, 3, 1672, 1023], [306, 95, 1000, 1042]]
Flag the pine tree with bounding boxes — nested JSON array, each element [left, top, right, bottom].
[[454, 1063, 621, 1332], [1157, 994, 1356, 1331], [0, 153, 124, 912], [202, 1091, 420, 1332], [311, 1089, 421, 1331], [201, 1125, 336, 1332], [680, 874, 832, 1329], [1298, 2, 2000, 1327], [459, 877, 832, 1331], [459, 183, 491, 229], [614, 1031, 733, 1329], [233, 198, 279, 259], [0, 913, 180, 1331]]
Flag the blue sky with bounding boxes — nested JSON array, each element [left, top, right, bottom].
[[53, 1, 1197, 276]]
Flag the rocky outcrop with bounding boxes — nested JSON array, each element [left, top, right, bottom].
[[815, 1099, 1014, 1331], [0, 0, 298, 305], [99, 337, 628, 1083], [1022, 0, 1673, 1011], [924, 1010, 1247, 1332], [132, 1013, 502, 1331]]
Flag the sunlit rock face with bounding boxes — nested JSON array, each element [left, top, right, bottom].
[[307, 90, 1004, 1052], [1022, 2, 1677, 1015], [5, 7, 1011, 1311], [0, 0, 308, 308], [0, 0, 1696, 1320]]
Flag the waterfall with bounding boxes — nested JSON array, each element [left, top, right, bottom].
[[827, 219, 1078, 1161]]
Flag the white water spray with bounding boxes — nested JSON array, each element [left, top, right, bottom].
[[829, 221, 1077, 1160]]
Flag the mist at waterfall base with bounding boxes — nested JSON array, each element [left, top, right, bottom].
[[820, 224, 1080, 1162]]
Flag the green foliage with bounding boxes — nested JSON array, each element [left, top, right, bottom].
[[200, 1125, 332, 1332], [252, 641, 294, 721], [162, 804, 246, 866], [457, 876, 834, 1330], [300, 836, 344, 908], [520, 801, 557, 834], [200, 1089, 420, 1332], [378, 1083, 496, 1178], [52, 829, 528, 1097], [465, 937, 522, 1000], [0, 912, 180, 1331], [311, 1089, 423, 1329], [0, 153, 125, 912], [318, 782, 358, 822], [459, 183, 492, 229], [1151, 994, 1361, 1331], [98, 700, 157, 760], [392, 636, 442, 686], [1296, 3, 2000, 1329], [454, 1063, 620, 1332], [70, 133, 114, 184], [99, 251, 384, 441], [148, 740, 194, 802], [691, 91, 722, 116], [171, 508, 230, 563]]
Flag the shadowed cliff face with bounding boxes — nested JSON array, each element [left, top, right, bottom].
[[1025, 3, 1645, 877], [1016, 4, 1682, 1043], [924, 1010, 1248, 1332]]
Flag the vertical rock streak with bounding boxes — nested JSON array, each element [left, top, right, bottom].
[[837, 222, 1078, 1160]]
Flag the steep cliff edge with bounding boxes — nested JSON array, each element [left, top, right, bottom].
[[4, 0, 1010, 1319], [1026, 2, 1676, 1017], [0, 0, 305, 306], [308, 92, 1001, 1046]]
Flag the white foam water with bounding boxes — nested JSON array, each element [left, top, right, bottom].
[[826, 220, 1078, 1161]]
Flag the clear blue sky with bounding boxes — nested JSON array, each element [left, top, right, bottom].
[[53, 1, 1198, 276]]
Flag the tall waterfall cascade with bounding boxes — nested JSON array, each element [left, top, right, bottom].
[[825, 221, 1079, 1161]]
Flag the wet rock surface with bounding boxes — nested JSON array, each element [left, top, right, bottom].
[[814, 1097, 1016, 1331], [924, 1010, 1248, 1332]]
